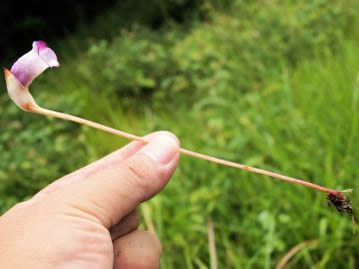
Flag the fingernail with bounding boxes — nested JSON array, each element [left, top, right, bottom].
[[140, 134, 179, 164]]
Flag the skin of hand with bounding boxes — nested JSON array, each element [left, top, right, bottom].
[[0, 131, 180, 269]]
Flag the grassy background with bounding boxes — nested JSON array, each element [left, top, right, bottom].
[[1, 0, 359, 268]]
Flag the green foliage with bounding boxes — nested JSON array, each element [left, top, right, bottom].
[[77, 0, 358, 108], [0, 89, 89, 212], [2, 0, 359, 268]]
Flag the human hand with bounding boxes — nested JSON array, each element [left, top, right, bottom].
[[0, 131, 180, 269]]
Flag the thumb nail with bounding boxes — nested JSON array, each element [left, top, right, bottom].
[[139, 133, 179, 165]]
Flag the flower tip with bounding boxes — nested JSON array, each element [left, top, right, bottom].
[[33, 40, 47, 50], [3, 67, 11, 80]]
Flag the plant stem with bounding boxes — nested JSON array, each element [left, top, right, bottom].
[[35, 106, 345, 198]]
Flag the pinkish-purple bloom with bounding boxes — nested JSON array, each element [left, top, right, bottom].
[[10, 41, 59, 87]]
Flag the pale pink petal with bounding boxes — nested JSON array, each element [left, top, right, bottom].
[[34, 41, 59, 67], [10, 50, 48, 87], [4, 68, 38, 111], [10, 41, 59, 88]]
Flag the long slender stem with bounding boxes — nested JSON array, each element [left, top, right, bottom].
[[35, 107, 344, 198], [178, 148, 343, 197]]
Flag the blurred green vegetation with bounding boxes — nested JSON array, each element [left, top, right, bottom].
[[2, 0, 359, 268]]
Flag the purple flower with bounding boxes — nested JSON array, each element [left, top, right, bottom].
[[10, 41, 59, 87], [4, 41, 59, 111]]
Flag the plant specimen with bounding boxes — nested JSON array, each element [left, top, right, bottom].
[[3, 41, 354, 219]]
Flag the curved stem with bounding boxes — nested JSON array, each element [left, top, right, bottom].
[[34, 106, 344, 198]]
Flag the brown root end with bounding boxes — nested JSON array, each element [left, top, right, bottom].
[[327, 193, 354, 218]]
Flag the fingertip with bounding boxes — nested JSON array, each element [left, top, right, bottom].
[[123, 132, 180, 202], [107, 131, 180, 163], [148, 131, 180, 147], [139, 132, 180, 165]]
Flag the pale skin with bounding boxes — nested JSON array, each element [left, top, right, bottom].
[[0, 131, 180, 269]]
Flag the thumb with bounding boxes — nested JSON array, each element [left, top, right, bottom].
[[47, 131, 180, 228]]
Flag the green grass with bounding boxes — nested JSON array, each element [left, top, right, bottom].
[[81, 40, 359, 268]]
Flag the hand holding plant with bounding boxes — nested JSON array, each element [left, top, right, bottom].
[[0, 131, 179, 268], [4, 41, 354, 220]]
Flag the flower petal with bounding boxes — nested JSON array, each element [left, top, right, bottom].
[[10, 41, 59, 88], [4, 68, 38, 111], [34, 41, 60, 67]]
